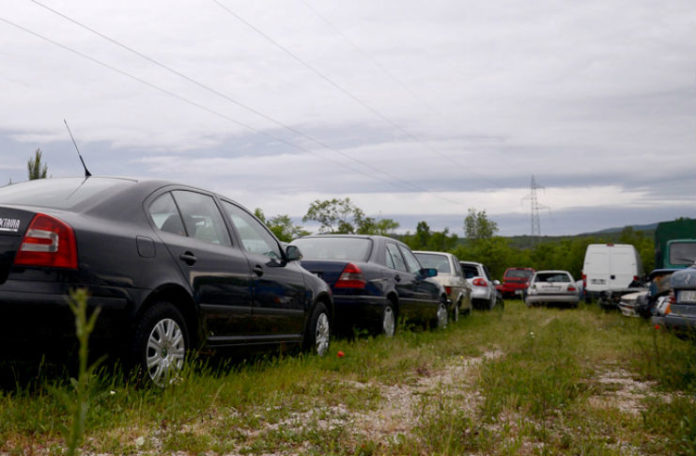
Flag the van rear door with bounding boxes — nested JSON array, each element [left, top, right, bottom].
[[609, 246, 639, 288], [584, 247, 610, 293]]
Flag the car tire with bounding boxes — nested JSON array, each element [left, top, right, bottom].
[[305, 302, 330, 356], [382, 302, 397, 337], [131, 301, 189, 387]]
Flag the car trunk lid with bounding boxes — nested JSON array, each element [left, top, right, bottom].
[[534, 282, 573, 294], [0, 207, 36, 284], [299, 260, 352, 288]]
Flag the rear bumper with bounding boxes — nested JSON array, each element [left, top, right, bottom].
[[333, 295, 388, 330], [654, 314, 696, 334], [500, 284, 528, 295], [0, 287, 131, 350], [471, 287, 492, 301]]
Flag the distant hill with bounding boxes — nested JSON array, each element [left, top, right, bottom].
[[582, 222, 659, 235], [501, 223, 658, 250]]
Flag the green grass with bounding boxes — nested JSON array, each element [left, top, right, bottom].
[[1, 301, 696, 455]]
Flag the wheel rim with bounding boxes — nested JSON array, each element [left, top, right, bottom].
[[315, 312, 330, 356], [146, 318, 186, 386], [437, 302, 448, 328], [383, 306, 396, 337]]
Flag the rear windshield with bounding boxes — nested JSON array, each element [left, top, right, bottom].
[[0, 178, 134, 210], [461, 264, 479, 278], [414, 253, 451, 273], [292, 237, 372, 262], [506, 269, 534, 278], [535, 272, 571, 283]]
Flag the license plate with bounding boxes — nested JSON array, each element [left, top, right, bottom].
[[591, 279, 606, 285], [541, 286, 560, 292], [678, 290, 696, 303]]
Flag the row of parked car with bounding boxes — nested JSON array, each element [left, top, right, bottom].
[[0, 177, 505, 386]]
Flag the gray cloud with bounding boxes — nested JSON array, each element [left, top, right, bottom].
[[1, 0, 694, 236]]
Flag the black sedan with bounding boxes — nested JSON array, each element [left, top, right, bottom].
[[291, 235, 449, 336], [0, 177, 333, 385]]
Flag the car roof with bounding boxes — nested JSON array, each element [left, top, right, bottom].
[[414, 250, 453, 257], [460, 260, 483, 266], [0, 176, 245, 214]]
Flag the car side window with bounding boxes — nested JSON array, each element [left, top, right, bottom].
[[399, 245, 422, 274], [171, 191, 232, 246], [385, 243, 407, 272], [222, 201, 281, 260], [149, 192, 186, 236]]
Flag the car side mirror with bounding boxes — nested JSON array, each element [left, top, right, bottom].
[[420, 268, 438, 278], [285, 245, 303, 262], [493, 280, 501, 286]]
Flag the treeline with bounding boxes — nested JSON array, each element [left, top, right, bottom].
[[261, 198, 656, 281]]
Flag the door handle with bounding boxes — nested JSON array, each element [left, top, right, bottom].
[[253, 264, 264, 277], [394, 274, 401, 282], [179, 251, 197, 266]]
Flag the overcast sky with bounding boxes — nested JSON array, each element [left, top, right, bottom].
[[1, 0, 695, 236]]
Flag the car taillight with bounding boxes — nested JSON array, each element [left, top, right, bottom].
[[472, 278, 487, 287], [334, 263, 366, 289], [568, 286, 576, 292], [14, 214, 78, 269], [445, 286, 452, 295], [582, 273, 587, 289]]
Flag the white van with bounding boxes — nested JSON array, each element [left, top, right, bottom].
[[582, 244, 644, 301]]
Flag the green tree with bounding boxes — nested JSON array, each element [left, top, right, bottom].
[[254, 209, 309, 242], [303, 198, 357, 233], [402, 221, 458, 252], [302, 198, 398, 235], [619, 227, 655, 273], [464, 208, 498, 240], [28, 148, 48, 180]]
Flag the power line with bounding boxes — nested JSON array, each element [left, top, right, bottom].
[[300, 0, 442, 119], [214, 0, 503, 189], [0, 16, 385, 186], [28, 0, 461, 202]]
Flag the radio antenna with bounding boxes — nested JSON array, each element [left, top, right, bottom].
[[63, 119, 92, 178]]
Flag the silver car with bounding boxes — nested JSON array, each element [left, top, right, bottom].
[[525, 270, 580, 308], [460, 261, 499, 310], [414, 251, 472, 320]]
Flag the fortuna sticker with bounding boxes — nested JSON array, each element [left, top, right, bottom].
[[0, 218, 21, 232]]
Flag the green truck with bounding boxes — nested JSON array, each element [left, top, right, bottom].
[[638, 219, 696, 317], [654, 218, 696, 269]]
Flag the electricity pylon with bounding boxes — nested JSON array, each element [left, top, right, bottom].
[[522, 175, 548, 244]]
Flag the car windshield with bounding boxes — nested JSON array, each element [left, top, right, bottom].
[[506, 269, 534, 278], [0, 178, 134, 210], [535, 272, 571, 283], [669, 242, 696, 265], [414, 253, 451, 273], [292, 237, 372, 262]]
